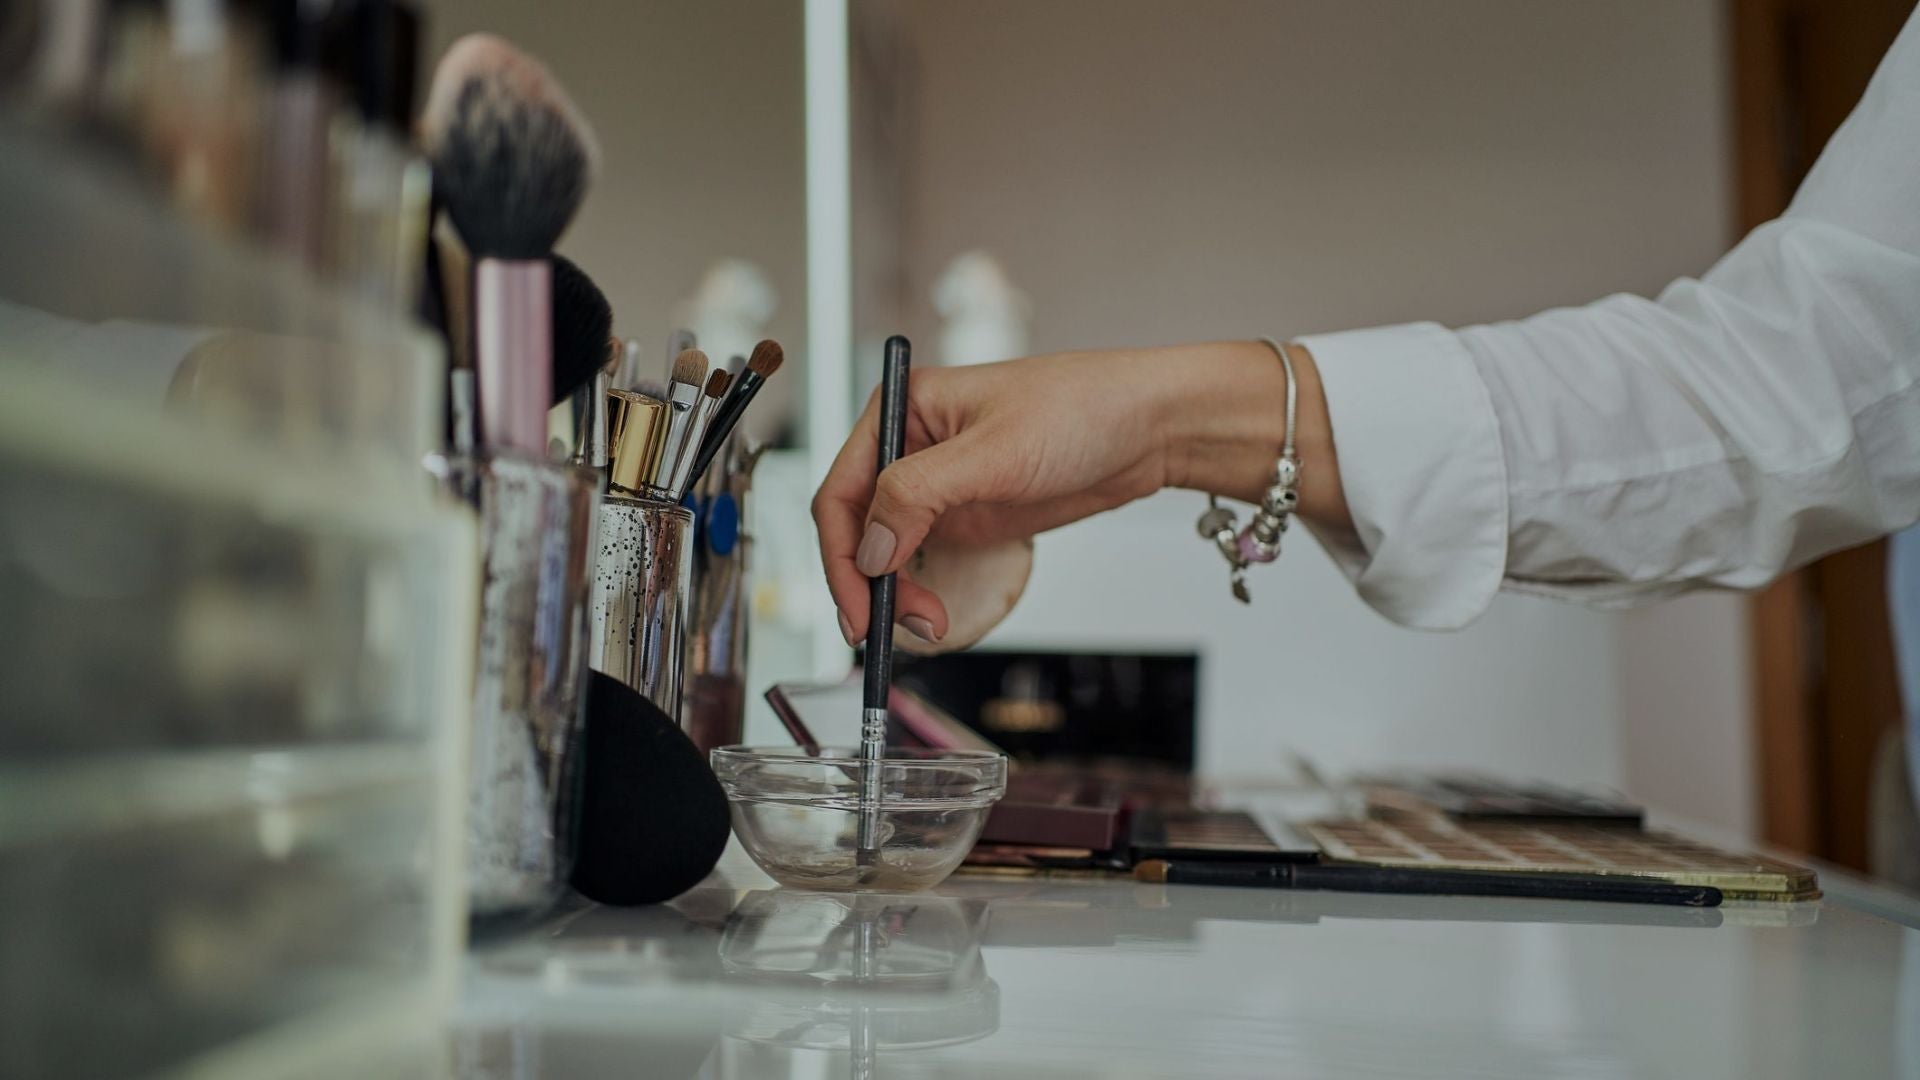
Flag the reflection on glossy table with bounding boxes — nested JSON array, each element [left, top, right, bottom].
[[460, 826, 1920, 1079]]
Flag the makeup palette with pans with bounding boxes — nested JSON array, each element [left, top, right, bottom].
[[1303, 816, 1820, 902]]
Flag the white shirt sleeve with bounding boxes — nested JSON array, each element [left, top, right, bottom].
[[1298, 8, 1920, 631]]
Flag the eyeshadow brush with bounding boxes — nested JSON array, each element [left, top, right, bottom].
[[857, 334, 911, 872], [666, 368, 731, 499], [654, 348, 710, 493], [682, 339, 783, 494]]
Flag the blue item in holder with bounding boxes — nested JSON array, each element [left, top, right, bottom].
[[706, 493, 740, 557]]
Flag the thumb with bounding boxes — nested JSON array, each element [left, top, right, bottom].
[[856, 434, 1001, 577]]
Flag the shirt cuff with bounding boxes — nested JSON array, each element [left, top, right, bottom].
[[1294, 322, 1509, 630]]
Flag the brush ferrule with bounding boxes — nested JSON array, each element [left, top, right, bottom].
[[475, 258, 553, 454], [658, 384, 701, 494]]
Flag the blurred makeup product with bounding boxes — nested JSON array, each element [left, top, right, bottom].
[[1133, 860, 1723, 907], [610, 336, 647, 392], [328, 0, 429, 312], [429, 214, 474, 374], [256, 0, 336, 266], [465, 455, 598, 927], [666, 327, 696, 365], [419, 33, 602, 925], [127, 0, 266, 231], [573, 358, 613, 470], [857, 334, 911, 870], [421, 32, 597, 454], [685, 339, 783, 494], [683, 438, 760, 755], [763, 683, 822, 755]]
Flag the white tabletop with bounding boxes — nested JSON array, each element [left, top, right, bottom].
[[460, 836, 1920, 1079]]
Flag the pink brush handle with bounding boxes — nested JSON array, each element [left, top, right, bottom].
[[474, 258, 552, 455]]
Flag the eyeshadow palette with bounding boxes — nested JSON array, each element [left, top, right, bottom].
[[1358, 772, 1644, 826], [1303, 817, 1820, 901], [1129, 808, 1319, 863]]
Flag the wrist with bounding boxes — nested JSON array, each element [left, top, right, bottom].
[[1160, 339, 1349, 533]]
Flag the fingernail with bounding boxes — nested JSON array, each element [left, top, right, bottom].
[[837, 609, 857, 647], [855, 522, 897, 577], [903, 615, 941, 643]]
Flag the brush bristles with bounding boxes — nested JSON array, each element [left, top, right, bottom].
[[705, 370, 732, 398], [746, 339, 784, 378], [672, 348, 710, 388], [422, 34, 600, 259], [1133, 860, 1171, 883], [550, 254, 613, 404]]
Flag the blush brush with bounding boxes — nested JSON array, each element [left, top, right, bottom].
[[422, 33, 599, 454]]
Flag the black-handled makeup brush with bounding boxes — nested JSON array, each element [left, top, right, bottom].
[[856, 334, 911, 871], [683, 339, 784, 494], [422, 33, 598, 454], [1134, 860, 1724, 907], [550, 253, 613, 406]]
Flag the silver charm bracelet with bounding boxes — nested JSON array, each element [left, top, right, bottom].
[[1195, 338, 1300, 603]]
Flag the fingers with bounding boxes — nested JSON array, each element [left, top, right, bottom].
[[857, 434, 1000, 577]]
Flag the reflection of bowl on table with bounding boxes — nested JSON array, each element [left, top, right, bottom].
[[717, 890, 1000, 1057], [711, 747, 1007, 892]]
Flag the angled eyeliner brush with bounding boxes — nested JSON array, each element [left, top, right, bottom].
[[857, 335, 911, 872]]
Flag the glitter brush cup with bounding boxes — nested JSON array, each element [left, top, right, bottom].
[[466, 452, 600, 927], [589, 491, 694, 718], [711, 746, 1007, 892]]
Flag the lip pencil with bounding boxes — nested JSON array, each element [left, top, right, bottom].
[[1134, 859, 1723, 907], [856, 335, 912, 872]]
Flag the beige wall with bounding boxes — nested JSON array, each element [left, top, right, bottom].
[[420, 0, 807, 442], [869, 0, 1754, 832]]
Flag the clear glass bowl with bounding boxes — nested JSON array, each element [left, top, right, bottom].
[[711, 747, 1007, 892]]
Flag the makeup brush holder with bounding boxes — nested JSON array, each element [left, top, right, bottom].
[[590, 492, 695, 718], [466, 453, 600, 927], [685, 489, 751, 757]]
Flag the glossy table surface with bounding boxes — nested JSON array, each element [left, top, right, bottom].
[[459, 818, 1920, 1079]]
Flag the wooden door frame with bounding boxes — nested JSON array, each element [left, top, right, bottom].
[[1734, 0, 1909, 870]]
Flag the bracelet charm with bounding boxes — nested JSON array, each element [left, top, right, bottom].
[[1195, 338, 1299, 603]]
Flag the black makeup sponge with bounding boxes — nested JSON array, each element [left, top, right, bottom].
[[571, 670, 732, 906]]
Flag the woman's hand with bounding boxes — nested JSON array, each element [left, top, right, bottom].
[[811, 340, 1348, 644]]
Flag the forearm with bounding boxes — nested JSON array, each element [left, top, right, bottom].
[[1157, 339, 1354, 542]]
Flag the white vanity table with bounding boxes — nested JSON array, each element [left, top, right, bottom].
[[459, 824, 1920, 1079]]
